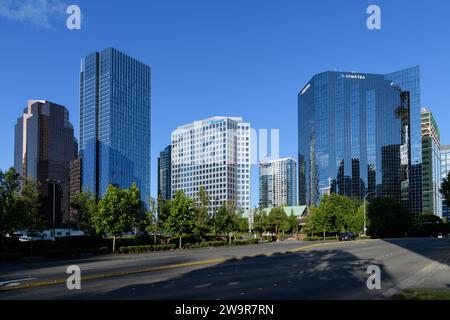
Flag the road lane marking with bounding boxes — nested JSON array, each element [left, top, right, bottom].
[[0, 278, 37, 287], [0, 240, 373, 293]]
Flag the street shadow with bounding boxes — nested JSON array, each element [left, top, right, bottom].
[[80, 248, 394, 300]]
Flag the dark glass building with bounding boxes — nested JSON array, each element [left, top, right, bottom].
[[79, 48, 151, 204], [157, 145, 171, 201], [14, 100, 77, 227], [298, 68, 422, 214]]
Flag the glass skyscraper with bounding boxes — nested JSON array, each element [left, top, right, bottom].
[[158, 145, 172, 201], [441, 145, 450, 222], [421, 108, 442, 218], [259, 158, 297, 208], [79, 48, 151, 204], [298, 68, 422, 214]]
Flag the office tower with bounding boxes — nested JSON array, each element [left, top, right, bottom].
[[298, 68, 421, 214], [14, 100, 77, 227], [259, 158, 297, 208], [79, 48, 151, 204], [171, 116, 251, 214], [441, 145, 450, 222], [385, 67, 423, 215], [421, 108, 442, 217], [69, 158, 82, 222], [158, 145, 171, 201]]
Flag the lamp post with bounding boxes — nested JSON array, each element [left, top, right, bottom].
[[46, 179, 63, 241], [363, 191, 376, 236]]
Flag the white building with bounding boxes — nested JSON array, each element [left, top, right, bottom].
[[171, 116, 251, 214], [259, 158, 297, 208]]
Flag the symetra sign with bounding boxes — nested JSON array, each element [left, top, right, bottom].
[[339, 74, 366, 80]]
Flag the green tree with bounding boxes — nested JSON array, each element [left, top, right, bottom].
[[214, 201, 238, 243], [70, 191, 98, 232], [252, 207, 267, 236], [194, 186, 211, 241], [415, 212, 444, 237], [144, 196, 160, 243], [367, 197, 412, 238], [267, 207, 288, 236], [93, 184, 140, 252], [164, 190, 196, 248], [310, 204, 331, 239], [18, 177, 45, 232], [0, 168, 21, 240], [441, 172, 450, 208]]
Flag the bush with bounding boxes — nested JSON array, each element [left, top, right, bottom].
[[119, 243, 176, 254]]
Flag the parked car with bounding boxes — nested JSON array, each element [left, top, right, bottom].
[[339, 232, 357, 241]]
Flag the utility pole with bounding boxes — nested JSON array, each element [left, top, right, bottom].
[[46, 179, 63, 241]]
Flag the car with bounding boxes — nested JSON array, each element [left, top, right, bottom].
[[437, 233, 444, 239], [339, 232, 357, 241]]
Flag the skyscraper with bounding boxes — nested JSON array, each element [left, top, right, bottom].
[[171, 116, 251, 214], [69, 157, 82, 222], [259, 158, 297, 208], [158, 145, 171, 201], [14, 100, 77, 226], [421, 108, 442, 217], [441, 145, 450, 222], [298, 68, 421, 213], [79, 48, 151, 204]]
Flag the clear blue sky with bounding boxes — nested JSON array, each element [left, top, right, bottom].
[[1, 0, 449, 207]]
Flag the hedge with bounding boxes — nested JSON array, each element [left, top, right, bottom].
[[119, 244, 177, 254]]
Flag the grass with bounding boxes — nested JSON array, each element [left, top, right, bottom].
[[392, 289, 450, 300]]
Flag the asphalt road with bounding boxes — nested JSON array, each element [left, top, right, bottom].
[[1, 238, 450, 299]]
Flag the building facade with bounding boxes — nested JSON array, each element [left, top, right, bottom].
[[171, 116, 251, 214], [14, 100, 77, 227], [298, 68, 422, 214], [158, 145, 171, 201], [441, 145, 450, 222], [259, 158, 297, 208], [421, 108, 442, 217], [69, 157, 82, 222], [79, 47, 151, 204]]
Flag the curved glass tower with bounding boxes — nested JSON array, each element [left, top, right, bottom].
[[298, 68, 421, 214]]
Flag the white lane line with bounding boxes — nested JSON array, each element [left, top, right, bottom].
[[0, 277, 37, 287]]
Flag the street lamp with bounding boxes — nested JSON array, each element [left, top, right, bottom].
[[46, 179, 63, 241], [363, 191, 376, 236]]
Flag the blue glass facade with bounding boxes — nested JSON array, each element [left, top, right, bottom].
[[441, 145, 450, 222], [298, 69, 420, 213], [80, 48, 151, 204]]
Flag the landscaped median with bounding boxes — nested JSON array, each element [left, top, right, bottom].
[[118, 238, 260, 254], [392, 289, 450, 300]]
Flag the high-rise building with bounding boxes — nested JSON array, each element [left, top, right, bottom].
[[441, 145, 450, 222], [421, 108, 442, 217], [79, 48, 151, 204], [298, 68, 422, 214], [69, 157, 82, 221], [158, 145, 171, 201], [259, 158, 297, 208], [171, 116, 251, 214], [14, 100, 77, 227]]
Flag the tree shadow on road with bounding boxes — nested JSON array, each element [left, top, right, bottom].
[[91, 248, 394, 300]]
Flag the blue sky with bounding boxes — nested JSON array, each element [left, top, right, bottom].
[[1, 0, 449, 207]]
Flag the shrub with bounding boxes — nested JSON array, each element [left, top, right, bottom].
[[118, 243, 176, 254]]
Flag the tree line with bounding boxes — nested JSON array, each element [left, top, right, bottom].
[[71, 185, 252, 251]]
